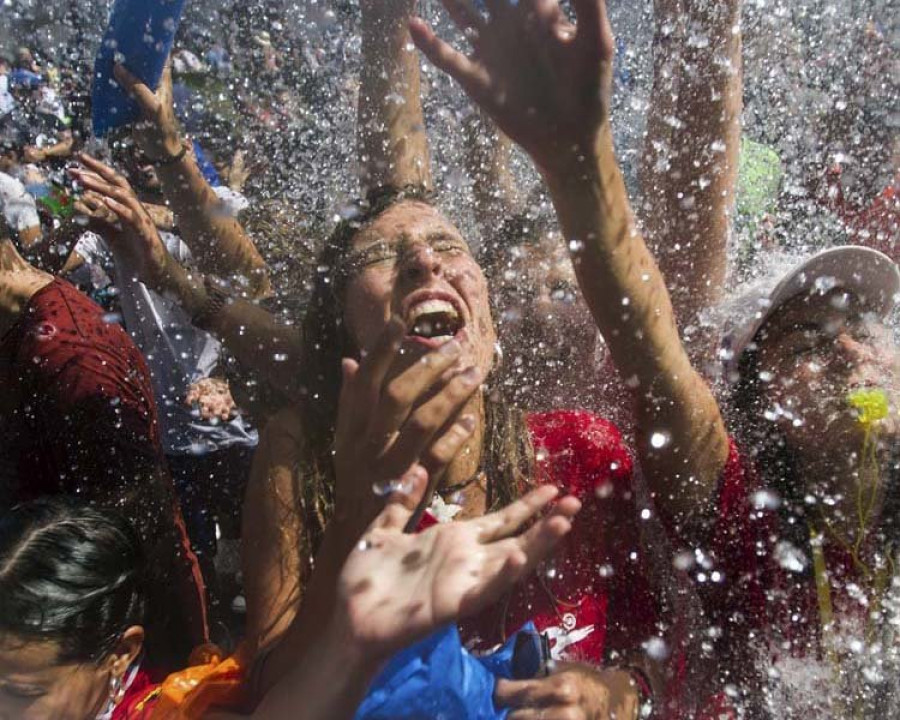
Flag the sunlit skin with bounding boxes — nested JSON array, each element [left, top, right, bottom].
[[755, 288, 900, 539], [344, 199, 496, 380], [0, 629, 143, 720], [342, 199, 495, 514], [493, 234, 598, 410], [0, 641, 106, 720]]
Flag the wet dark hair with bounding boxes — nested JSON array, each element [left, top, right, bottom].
[[731, 330, 900, 552], [0, 499, 147, 664], [295, 184, 534, 550]]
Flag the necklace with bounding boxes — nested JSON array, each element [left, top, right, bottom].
[[436, 469, 485, 498]]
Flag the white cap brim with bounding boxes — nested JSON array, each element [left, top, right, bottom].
[[724, 246, 900, 381]]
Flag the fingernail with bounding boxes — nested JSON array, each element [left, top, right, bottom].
[[439, 338, 462, 355], [458, 414, 476, 432]]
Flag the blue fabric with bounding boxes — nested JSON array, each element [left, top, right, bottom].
[[91, 0, 187, 137], [8, 69, 43, 89], [355, 623, 540, 720], [192, 140, 220, 186]]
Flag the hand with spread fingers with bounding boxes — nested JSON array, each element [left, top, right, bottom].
[[409, 0, 614, 175], [338, 479, 581, 661], [332, 319, 487, 525], [113, 62, 185, 163], [495, 665, 642, 720], [69, 153, 172, 291], [186, 377, 237, 422]]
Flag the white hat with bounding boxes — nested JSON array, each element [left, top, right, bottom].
[[722, 246, 900, 382]]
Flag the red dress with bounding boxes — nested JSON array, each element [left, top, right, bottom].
[[0, 279, 208, 666]]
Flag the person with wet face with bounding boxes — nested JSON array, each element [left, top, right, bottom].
[[0, 501, 152, 720], [688, 247, 900, 716], [485, 213, 605, 413], [0, 217, 207, 669]]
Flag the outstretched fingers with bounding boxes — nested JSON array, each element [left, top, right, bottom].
[[74, 153, 131, 191], [475, 485, 561, 542], [409, 17, 492, 103]]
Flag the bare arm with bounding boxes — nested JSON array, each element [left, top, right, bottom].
[[114, 63, 272, 298], [72, 154, 304, 403], [639, 0, 742, 337], [411, 0, 730, 529], [358, 0, 432, 192], [463, 110, 519, 232], [241, 406, 309, 655]]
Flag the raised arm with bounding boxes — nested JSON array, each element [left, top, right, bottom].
[[252, 480, 578, 719], [70, 155, 303, 403], [462, 109, 519, 232], [411, 0, 730, 529], [358, 0, 432, 192], [113, 63, 272, 299], [639, 0, 742, 337]]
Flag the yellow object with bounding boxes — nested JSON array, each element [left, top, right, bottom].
[[847, 388, 890, 429]]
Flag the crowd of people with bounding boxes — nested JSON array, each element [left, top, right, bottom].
[[0, 0, 897, 718]]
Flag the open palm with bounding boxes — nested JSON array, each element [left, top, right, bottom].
[[410, 0, 615, 173], [338, 484, 580, 660]]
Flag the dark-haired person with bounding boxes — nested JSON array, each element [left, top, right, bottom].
[[0, 483, 579, 718], [0, 222, 207, 668], [81, 1, 728, 716], [682, 247, 900, 716]]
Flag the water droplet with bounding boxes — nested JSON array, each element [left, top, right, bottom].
[[650, 431, 670, 449]]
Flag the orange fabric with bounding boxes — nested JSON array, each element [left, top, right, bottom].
[[136, 646, 250, 719]]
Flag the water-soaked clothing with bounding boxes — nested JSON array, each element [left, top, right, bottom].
[[422, 411, 659, 667], [0, 278, 208, 667], [680, 440, 889, 717]]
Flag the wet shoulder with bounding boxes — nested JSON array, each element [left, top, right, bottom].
[[526, 410, 634, 502]]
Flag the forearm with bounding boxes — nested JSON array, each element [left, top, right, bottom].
[[156, 148, 271, 297], [464, 110, 518, 231], [639, 0, 742, 330], [358, 0, 432, 191], [544, 127, 728, 519], [44, 135, 74, 159], [252, 612, 377, 720]]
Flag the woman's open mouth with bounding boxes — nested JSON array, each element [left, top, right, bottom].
[[402, 293, 466, 347]]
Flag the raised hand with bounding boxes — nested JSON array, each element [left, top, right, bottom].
[[70, 153, 171, 291], [113, 62, 185, 162], [338, 480, 581, 660], [333, 319, 486, 524], [409, 0, 615, 174]]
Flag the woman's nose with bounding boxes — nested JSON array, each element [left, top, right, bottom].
[[399, 243, 442, 282], [834, 333, 876, 367]]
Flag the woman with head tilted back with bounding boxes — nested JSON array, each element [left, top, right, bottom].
[[239, 1, 738, 717]]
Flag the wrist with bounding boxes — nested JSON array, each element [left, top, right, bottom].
[[539, 123, 614, 191]]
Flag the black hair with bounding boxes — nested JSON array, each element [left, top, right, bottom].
[[0, 499, 147, 665]]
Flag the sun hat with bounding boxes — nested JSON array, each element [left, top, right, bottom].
[[721, 246, 900, 382]]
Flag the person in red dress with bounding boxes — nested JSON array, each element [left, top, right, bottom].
[[0, 227, 207, 669]]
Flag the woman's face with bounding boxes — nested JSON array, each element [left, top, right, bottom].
[[755, 289, 900, 457], [342, 200, 496, 378], [0, 638, 107, 720]]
